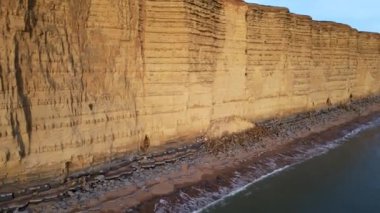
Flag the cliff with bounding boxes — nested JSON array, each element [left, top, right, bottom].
[[0, 0, 379, 184]]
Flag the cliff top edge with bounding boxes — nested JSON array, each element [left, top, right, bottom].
[[243, 1, 380, 35]]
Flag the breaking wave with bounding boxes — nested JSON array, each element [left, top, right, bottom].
[[152, 117, 380, 213]]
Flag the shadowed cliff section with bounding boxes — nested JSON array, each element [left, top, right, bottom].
[[13, 38, 32, 157], [0, 0, 379, 185]]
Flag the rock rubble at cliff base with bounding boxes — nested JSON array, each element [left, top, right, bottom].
[[1, 96, 379, 212]]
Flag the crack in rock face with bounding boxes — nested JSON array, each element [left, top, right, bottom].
[[0, 0, 379, 188]]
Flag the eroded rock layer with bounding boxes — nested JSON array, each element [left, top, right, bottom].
[[0, 0, 379, 184]]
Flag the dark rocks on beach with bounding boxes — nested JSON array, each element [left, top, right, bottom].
[[0, 193, 14, 202], [95, 175, 105, 181], [29, 198, 44, 204], [14, 189, 31, 197], [29, 184, 51, 193]]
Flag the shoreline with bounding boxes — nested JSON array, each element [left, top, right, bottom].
[[150, 115, 380, 213], [1, 96, 380, 212]]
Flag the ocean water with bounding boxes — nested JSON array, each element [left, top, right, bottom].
[[203, 121, 380, 213]]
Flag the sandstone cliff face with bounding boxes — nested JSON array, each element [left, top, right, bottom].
[[0, 0, 379, 184]]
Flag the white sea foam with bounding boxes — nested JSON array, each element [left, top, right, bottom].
[[190, 117, 380, 213], [192, 165, 291, 213], [151, 117, 380, 213]]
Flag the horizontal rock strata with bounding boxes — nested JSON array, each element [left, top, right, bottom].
[[0, 0, 379, 184]]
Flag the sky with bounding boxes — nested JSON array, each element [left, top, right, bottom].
[[245, 0, 380, 33]]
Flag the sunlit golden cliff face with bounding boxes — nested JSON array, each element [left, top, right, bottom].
[[0, 0, 379, 184]]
